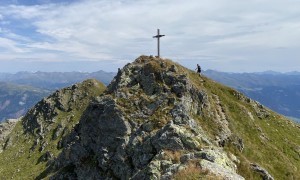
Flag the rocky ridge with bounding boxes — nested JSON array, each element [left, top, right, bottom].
[[41, 56, 299, 179], [44, 56, 244, 180], [0, 79, 106, 179], [0, 56, 299, 179]]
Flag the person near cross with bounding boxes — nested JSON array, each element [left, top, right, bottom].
[[195, 64, 201, 76]]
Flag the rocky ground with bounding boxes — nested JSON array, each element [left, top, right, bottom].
[[0, 56, 299, 179], [0, 118, 19, 153], [46, 56, 244, 179]]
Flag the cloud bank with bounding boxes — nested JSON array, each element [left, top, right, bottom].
[[0, 0, 300, 72]]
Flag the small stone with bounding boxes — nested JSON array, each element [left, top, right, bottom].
[[180, 153, 194, 163], [160, 62, 167, 68], [169, 65, 177, 72], [143, 122, 154, 132], [171, 84, 184, 97], [202, 153, 215, 162], [250, 163, 274, 180]]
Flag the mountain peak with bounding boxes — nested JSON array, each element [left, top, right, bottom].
[[48, 56, 242, 179], [0, 56, 299, 179], [107, 55, 203, 96]]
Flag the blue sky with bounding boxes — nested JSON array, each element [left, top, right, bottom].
[[0, 0, 300, 72]]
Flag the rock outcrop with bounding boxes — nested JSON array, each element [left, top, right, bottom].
[[250, 163, 274, 180], [0, 56, 299, 180], [46, 56, 244, 179], [0, 118, 19, 153]]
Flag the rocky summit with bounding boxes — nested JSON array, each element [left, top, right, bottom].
[[0, 56, 299, 179]]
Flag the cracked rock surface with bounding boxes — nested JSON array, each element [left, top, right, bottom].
[[47, 56, 245, 179]]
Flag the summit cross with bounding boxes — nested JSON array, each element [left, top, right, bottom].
[[153, 29, 165, 58]]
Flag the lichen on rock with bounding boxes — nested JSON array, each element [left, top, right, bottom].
[[45, 56, 245, 179]]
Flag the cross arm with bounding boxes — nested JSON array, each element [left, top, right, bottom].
[[153, 35, 165, 38]]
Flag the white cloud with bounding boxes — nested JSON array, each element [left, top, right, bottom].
[[0, 37, 26, 53], [1, 0, 300, 72]]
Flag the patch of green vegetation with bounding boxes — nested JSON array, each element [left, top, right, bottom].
[[0, 121, 42, 179], [184, 68, 300, 179], [0, 79, 106, 179]]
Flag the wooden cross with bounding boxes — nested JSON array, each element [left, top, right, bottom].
[[153, 29, 165, 58]]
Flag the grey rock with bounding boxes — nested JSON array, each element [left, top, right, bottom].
[[201, 160, 245, 180], [52, 124, 63, 140], [153, 134, 184, 151], [40, 151, 54, 162], [198, 152, 216, 162], [140, 73, 157, 95], [171, 83, 185, 97], [160, 62, 167, 68], [169, 65, 177, 72], [228, 135, 244, 152], [250, 163, 274, 180], [3, 136, 13, 150], [30, 138, 39, 152], [0, 119, 19, 152], [164, 163, 180, 177], [152, 123, 185, 151], [252, 101, 270, 119], [142, 122, 154, 132], [195, 148, 238, 173], [163, 72, 175, 86], [160, 160, 173, 172], [39, 141, 48, 152], [22, 80, 99, 137], [170, 105, 190, 124], [180, 153, 194, 163], [42, 56, 245, 180], [161, 172, 173, 180]]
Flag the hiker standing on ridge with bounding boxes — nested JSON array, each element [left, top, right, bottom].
[[195, 64, 201, 76]]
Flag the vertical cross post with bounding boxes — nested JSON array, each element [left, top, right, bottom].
[[153, 29, 165, 58]]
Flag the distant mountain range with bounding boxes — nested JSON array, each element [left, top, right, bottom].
[[0, 69, 300, 123], [0, 71, 115, 122], [0, 70, 115, 89], [204, 70, 300, 123]]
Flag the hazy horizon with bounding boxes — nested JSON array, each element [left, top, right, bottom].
[[0, 60, 299, 74]]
